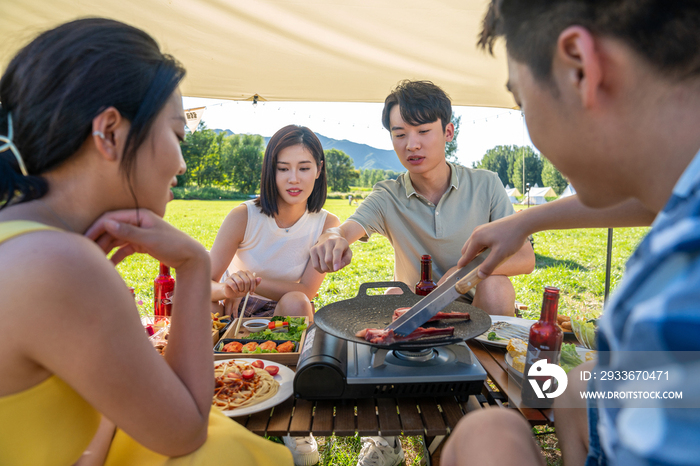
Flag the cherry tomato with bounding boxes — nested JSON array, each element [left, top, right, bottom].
[[225, 372, 241, 379], [264, 365, 279, 376], [251, 360, 264, 369], [241, 369, 255, 380]]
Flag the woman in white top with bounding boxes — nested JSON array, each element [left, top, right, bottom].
[[210, 125, 340, 322]]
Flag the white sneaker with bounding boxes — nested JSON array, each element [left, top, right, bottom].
[[357, 436, 404, 466], [283, 435, 320, 465]]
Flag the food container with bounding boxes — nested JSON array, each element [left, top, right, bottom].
[[212, 316, 232, 346], [215, 339, 299, 363], [215, 317, 308, 364], [243, 319, 271, 332]]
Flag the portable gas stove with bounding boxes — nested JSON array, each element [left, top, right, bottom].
[[294, 325, 487, 399]]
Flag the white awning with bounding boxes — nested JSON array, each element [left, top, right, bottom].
[[1, 0, 513, 107]]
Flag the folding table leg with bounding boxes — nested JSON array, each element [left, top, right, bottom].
[[422, 434, 446, 466]]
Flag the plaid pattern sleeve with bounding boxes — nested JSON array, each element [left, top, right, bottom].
[[594, 149, 700, 465]]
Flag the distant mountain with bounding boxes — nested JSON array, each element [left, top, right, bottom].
[[213, 129, 405, 172]]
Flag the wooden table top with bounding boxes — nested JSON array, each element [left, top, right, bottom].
[[231, 392, 478, 437], [228, 338, 557, 438]]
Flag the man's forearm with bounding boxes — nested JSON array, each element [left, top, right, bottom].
[[517, 195, 655, 235], [492, 240, 535, 276]]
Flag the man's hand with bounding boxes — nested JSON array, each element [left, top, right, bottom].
[[458, 215, 529, 277], [310, 228, 353, 273]]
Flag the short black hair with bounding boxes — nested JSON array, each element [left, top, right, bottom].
[[255, 125, 327, 217], [0, 18, 185, 209], [479, 0, 700, 83], [381, 80, 452, 132]]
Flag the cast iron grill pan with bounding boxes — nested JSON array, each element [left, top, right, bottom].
[[314, 282, 492, 350]]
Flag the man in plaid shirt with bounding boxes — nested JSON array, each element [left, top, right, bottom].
[[440, 1, 700, 465]]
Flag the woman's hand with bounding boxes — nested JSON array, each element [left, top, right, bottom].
[[84, 209, 207, 268], [223, 270, 261, 299]]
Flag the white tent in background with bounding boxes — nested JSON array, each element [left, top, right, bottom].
[[522, 186, 556, 205], [505, 186, 521, 204], [559, 184, 576, 199]]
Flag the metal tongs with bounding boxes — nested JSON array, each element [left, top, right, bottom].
[[384, 262, 483, 336]]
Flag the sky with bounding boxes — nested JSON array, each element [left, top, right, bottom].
[[182, 97, 537, 168]]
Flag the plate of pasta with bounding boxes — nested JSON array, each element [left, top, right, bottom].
[[213, 358, 294, 417]]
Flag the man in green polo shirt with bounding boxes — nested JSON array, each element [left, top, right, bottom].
[[310, 80, 535, 466], [311, 80, 534, 316]]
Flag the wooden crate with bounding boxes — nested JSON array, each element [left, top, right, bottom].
[[214, 317, 308, 365]]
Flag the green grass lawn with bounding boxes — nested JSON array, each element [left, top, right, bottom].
[[117, 198, 649, 465]]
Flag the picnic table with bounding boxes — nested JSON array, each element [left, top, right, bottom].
[[228, 336, 565, 465]]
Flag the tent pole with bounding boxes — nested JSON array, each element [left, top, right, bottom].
[[604, 228, 613, 305]]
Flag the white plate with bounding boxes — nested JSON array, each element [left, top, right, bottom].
[[505, 346, 595, 378], [243, 319, 271, 332], [474, 316, 536, 348], [214, 358, 294, 417]]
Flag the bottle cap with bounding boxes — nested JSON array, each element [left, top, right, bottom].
[[421, 254, 431, 261]]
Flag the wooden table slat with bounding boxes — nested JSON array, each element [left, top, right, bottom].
[[312, 400, 334, 436], [436, 396, 465, 430], [396, 398, 424, 435], [418, 398, 447, 437], [334, 400, 357, 436], [230, 414, 248, 427], [377, 398, 402, 436], [266, 397, 295, 436], [356, 398, 379, 435], [245, 408, 273, 434], [289, 399, 315, 436]]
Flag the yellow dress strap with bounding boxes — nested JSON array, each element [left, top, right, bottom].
[[0, 220, 58, 243]]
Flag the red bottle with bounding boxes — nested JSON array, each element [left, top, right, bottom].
[[415, 254, 438, 296], [154, 263, 175, 320], [521, 286, 564, 407]]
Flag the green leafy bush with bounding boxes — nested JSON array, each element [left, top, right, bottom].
[[171, 186, 250, 200]]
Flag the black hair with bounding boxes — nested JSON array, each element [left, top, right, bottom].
[[0, 18, 185, 208], [381, 80, 452, 132], [255, 125, 327, 216], [479, 0, 700, 83]]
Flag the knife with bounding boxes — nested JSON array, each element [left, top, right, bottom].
[[384, 265, 484, 336]]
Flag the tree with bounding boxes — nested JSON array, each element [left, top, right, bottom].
[[474, 145, 519, 188], [445, 114, 461, 163], [541, 157, 567, 195], [510, 147, 543, 194], [228, 134, 264, 194], [178, 122, 218, 187], [325, 149, 359, 191]]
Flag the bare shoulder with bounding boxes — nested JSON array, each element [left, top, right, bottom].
[[219, 202, 249, 236], [0, 229, 133, 324], [323, 211, 341, 229], [215, 202, 249, 239]]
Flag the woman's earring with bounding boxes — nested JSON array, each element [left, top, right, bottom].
[[92, 131, 105, 139]]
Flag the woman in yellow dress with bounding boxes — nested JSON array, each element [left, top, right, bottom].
[[0, 18, 292, 466]]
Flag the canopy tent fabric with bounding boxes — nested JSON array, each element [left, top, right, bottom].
[[0, 0, 513, 107], [527, 187, 556, 198], [522, 186, 556, 205], [506, 187, 521, 197], [505, 187, 521, 204], [559, 184, 576, 199]]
